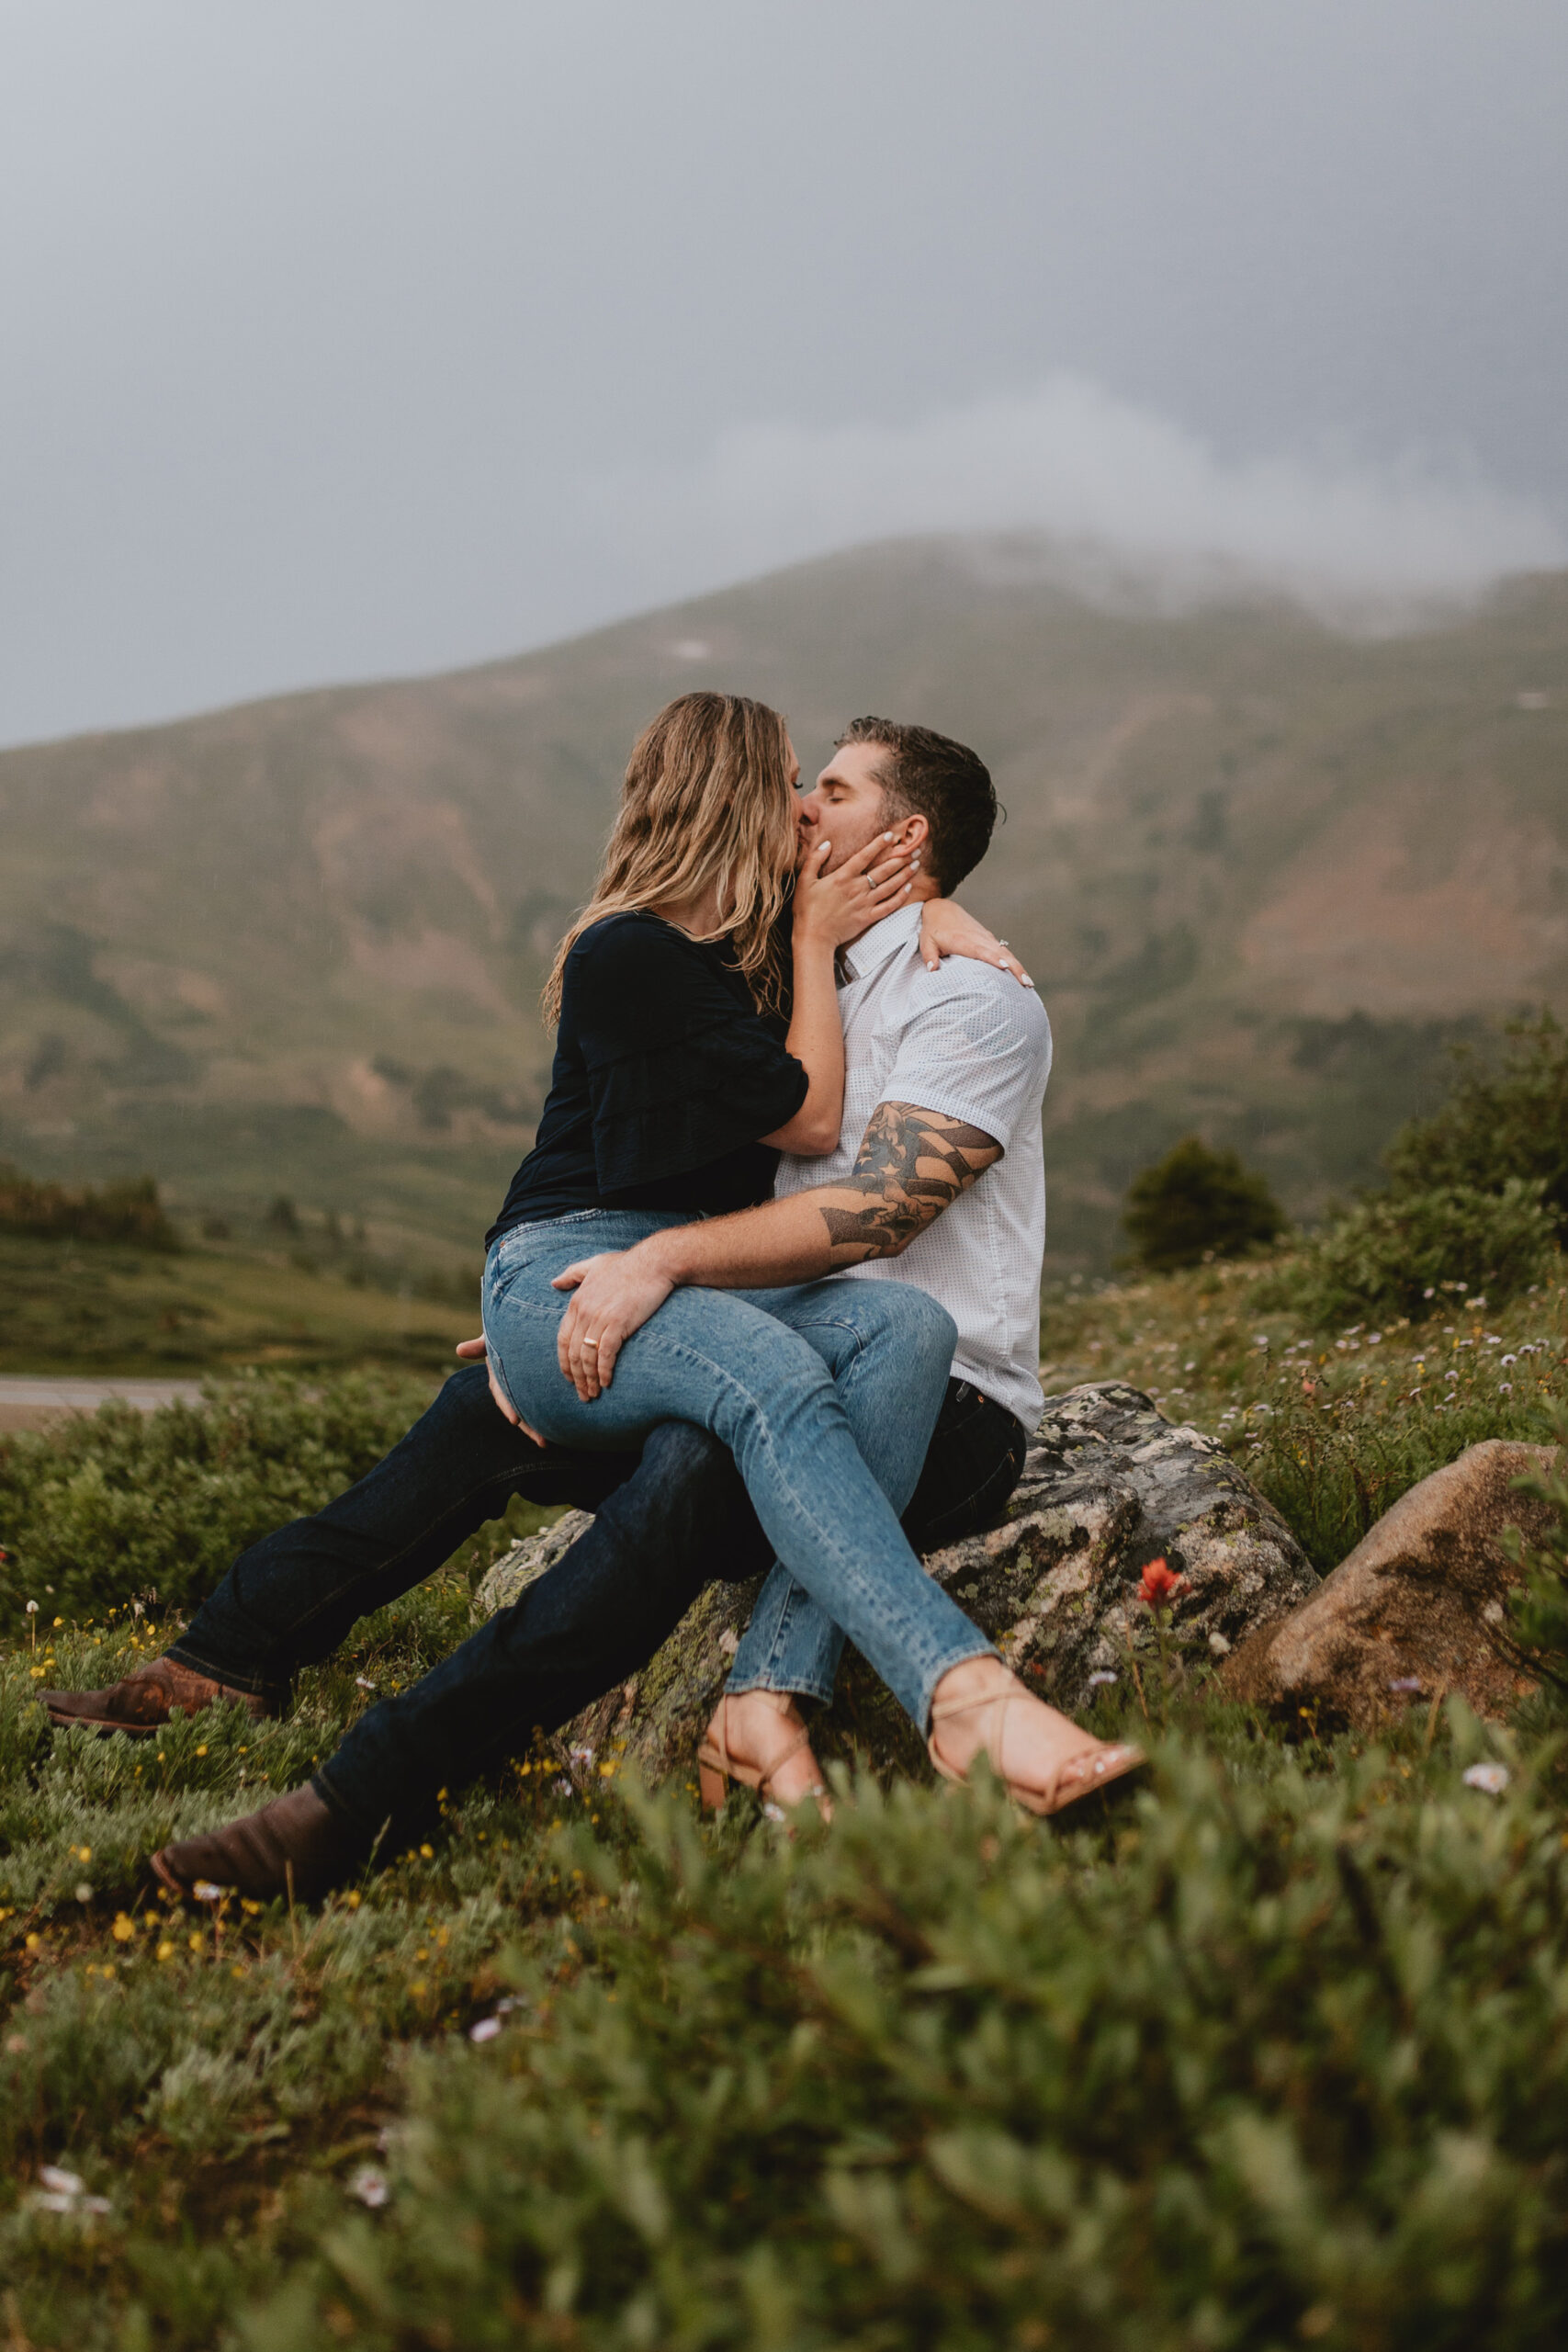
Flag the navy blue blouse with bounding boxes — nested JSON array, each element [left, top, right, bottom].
[[487, 913, 807, 1244]]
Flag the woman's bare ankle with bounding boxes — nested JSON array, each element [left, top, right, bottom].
[[928, 1657, 1018, 1772], [710, 1690, 825, 1811], [929, 1659, 1109, 1784]]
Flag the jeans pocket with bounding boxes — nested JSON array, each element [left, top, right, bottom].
[[486, 1215, 602, 1302]]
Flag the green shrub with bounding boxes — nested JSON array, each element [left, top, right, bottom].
[[1500, 1422, 1568, 1772], [1122, 1136, 1284, 1271], [241, 1750, 1568, 2352], [0, 1371, 434, 1632], [1384, 1011, 1568, 1232], [1290, 1179, 1556, 1329], [0, 1166, 178, 1250]]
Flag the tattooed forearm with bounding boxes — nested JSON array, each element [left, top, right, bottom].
[[815, 1101, 1002, 1265]]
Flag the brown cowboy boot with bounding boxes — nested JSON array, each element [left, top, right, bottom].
[[39, 1655, 271, 1738], [152, 1783, 365, 1905]]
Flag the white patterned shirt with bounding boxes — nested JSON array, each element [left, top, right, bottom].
[[773, 901, 1052, 1427]]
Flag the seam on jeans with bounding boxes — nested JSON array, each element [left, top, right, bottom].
[[725, 1668, 836, 1703]]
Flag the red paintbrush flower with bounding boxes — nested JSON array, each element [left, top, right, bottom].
[[1140, 1556, 1188, 1608]]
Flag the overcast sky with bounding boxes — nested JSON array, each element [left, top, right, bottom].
[[2, 1, 1565, 748]]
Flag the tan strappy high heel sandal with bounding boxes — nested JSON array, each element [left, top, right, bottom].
[[697, 1695, 828, 1816], [928, 1688, 1145, 1819]]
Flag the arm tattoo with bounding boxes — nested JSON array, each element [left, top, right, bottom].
[[815, 1101, 1002, 1265]]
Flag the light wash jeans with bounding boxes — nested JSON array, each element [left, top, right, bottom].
[[481, 1210, 996, 1729]]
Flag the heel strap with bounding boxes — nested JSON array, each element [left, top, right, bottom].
[[703, 1702, 817, 1801], [755, 1724, 813, 1803], [928, 1687, 1016, 1786], [929, 1689, 1014, 1729]]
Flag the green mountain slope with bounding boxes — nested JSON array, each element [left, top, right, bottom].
[[3, 537, 1565, 1266]]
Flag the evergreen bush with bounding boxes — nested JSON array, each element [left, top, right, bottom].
[[1288, 1178, 1556, 1328], [1500, 1421, 1568, 1779], [1122, 1136, 1284, 1272], [246, 1752, 1568, 2352], [1383, 1012, 1568, 1232], [0, 1167, 178, 1250]]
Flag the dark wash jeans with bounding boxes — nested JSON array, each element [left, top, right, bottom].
[[168, 1363, 1028, 1841]]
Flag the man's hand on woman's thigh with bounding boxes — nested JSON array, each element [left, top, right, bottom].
[[549, 1250, 677, 1400]]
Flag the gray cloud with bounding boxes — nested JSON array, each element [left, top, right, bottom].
[[2, 1, 1564, 745], [584, 376, 1565, 628]]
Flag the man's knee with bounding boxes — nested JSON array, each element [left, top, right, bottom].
[[636, 1420, 740, 1509], [618, 1420, 765, 1569]]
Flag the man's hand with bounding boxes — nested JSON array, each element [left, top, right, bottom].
[[551, 1250, 674, 1399], [454, 1335, 546, 1446]]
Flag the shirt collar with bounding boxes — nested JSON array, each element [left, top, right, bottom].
[[840, 899, 924, 986]]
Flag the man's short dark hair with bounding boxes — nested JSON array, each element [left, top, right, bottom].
[[836, 717, 998, 892]]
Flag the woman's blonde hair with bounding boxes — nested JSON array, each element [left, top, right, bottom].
[[542, 692, 798, 1024]]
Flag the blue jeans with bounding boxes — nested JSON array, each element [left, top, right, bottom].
[[481, 1210, 996, 1730]]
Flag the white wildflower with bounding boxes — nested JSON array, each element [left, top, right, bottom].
[[1462, 1762, 1509, 1795], [39, 2166, 84, 2198], [1087, 1669, 1117, 1688], [468, 2015, 503, 2044], [349, 2165, 389, 2209]]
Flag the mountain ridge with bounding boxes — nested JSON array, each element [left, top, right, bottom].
[[3, 535, 1565, 1266]]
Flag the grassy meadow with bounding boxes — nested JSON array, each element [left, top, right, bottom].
[[0, 1227, 476, 1383], [3, 1240, 1568, 2348]]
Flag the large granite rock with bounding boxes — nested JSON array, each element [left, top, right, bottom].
[[475, 1383, 1319, 1784], [1225, 1440, 1559, 1730]]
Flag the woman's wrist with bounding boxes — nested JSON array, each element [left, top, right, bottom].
[[791, 912, 839, 956], [637, 1229, 691, 1287]]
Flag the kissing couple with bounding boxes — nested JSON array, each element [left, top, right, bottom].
[[44, 694, 1143, 1895]]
